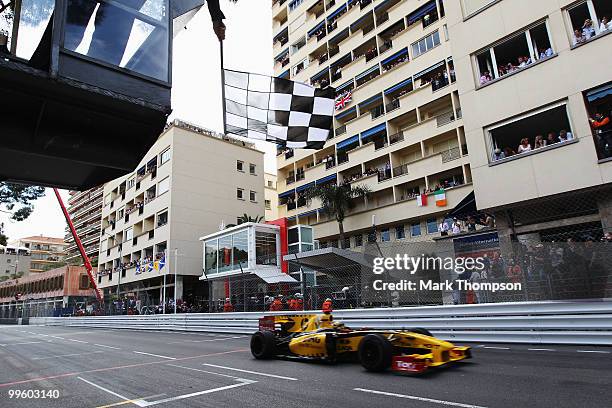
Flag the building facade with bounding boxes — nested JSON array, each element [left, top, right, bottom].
[[97, 120, 265, 306], [0, 265, 94, 318], [446, 0, 612, 243], [274, 0, 470, 247], [64, 186, 104, 265], [0, 245, 31, 281], [264, 172, 279, 220], [9, 236, 66, 274]]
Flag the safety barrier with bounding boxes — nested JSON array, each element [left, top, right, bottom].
[[28, 300, 612, 345]]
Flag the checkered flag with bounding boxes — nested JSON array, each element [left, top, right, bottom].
[[224, 69, 335, 149]]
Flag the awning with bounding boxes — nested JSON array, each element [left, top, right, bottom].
[[356, 65, 379, 80], [252, 266, 297, 283], [384, 77, 412, 95], [296, 182, 315, 192], [381, 47, 408, 66], [316, 174, 337, 185], [374, 0, 391, 11], [308, 21, 326, 37], [361, 123, 387, 140], [311, 68, 329, 81], [298, 209, 318, 217], [287, 215, 297, 221], [273, 27, 288, 43], [274, 48, 289, 61], [329, 28, 349, 44], [337, 135, 360, 149], [336, 79, 353, 91], [407, 0, 437, 25], [279, 189, 295, 199], [351, 12, 373, 30], [413, 61, 445, 80], [279, 69, 290, 79], [358, 93, 383, 108], [446, 191, 477, 219], [587, 84, 612, 102], [327, 4, 347, 20], [336, 106, 356, 119], [331, 53, 352, 68]]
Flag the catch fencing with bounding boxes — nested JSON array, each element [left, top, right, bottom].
[[29, 299, 612, 345]]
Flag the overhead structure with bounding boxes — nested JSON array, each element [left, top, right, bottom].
[[0, 0, 205, 190]]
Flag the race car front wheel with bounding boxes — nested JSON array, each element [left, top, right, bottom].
[[251, 330, 277, 359], [358, 334, 393, 372]]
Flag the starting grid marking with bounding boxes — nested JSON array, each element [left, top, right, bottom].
[[354, 388, 488, 408]]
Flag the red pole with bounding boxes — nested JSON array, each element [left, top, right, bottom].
[[53, 188, 103, 303]]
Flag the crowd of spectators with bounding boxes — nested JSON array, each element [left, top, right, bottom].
[[382, 53, 408, 73], [480, 47, 553, 86], [492, 128, 574, 161], [420, 70, 450, 91], [573, 17, 611, 45]]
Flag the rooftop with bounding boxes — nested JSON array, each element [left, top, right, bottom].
[[18, 236, 65, 245]]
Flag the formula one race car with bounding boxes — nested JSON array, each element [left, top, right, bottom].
[[250, 313, 471, 374]]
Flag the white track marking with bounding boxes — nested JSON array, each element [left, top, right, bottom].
[[166, 336, 243, 345], [202, 363, 298, 381], [78, 377, 146, 406], [0, 341, 43, 347], [527, 348, 555, 352], [354, 388, 488, 408], [94, 343, 121, 350], [33, 351, 104, 360], [576, 350, 610, 354], [132, 351, 176, 360], [50, 336, 65, 340], [483, 346, 510, 350], [68, 339, 89, 344], [138, 382, 254, 407], [167, 364, 254, 381]]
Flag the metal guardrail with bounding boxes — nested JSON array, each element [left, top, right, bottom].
[[28, 300, 612, 345]]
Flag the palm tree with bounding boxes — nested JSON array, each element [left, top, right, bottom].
[[226, 214, 264, 228], [304, 183, 370, 249]]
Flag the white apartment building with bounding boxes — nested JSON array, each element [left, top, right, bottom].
[[273, 0, 470, 247], [64, 186, 103, 264], [264, 172, 279, 220], [97, 120, 265, 304]]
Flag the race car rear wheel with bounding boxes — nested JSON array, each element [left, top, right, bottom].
[[358, 334, 393, 372], [251, 330, 277, 359], [409, 328, 433, 337]]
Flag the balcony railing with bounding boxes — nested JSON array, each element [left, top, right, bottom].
[[296, 173, 305, 182], [371, 106, 385, 120], [389, 132, 404, 145], [386, 99, 400, 113], [335, 125, 346, 136], [393, 163, 409, 177], [441, 147, 462, 163], [436, 111, 456, 127], [378, 168, 392, 182], [286, 176, 296, 185]]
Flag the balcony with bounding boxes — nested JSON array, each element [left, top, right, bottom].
[[389, 131, 404, 145], [441, 147, 462, 163], [286, 176, 296, 185], [393, 163, 409, 177]]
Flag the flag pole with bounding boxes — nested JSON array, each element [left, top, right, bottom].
[[220, 40, 227, 135]]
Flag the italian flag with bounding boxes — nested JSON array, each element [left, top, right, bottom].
[[435, 189, 447, 207], [416, 193, 427, 207]]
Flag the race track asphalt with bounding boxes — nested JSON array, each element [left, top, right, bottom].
[[0, 325, 610, 408]]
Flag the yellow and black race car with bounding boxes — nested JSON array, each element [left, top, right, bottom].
[[250, 313, 471, 374]]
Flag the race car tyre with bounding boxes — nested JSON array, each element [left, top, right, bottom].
[[409, 328, 433, 337], [358, 334, 393, 372], [251, 330, 277, 359]]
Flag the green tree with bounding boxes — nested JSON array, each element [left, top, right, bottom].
[[0, 183, 45, 221], [304, 183, 370, 249], [226, 214, 264, 228]]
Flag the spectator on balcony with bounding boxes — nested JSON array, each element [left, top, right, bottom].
[[492, 148, 506, 161], [573, 29, 587, 45], [517, 138, 532, 153], [558, 129, 573, 142], [546, 132, 558, 146], [439, 220, 450, 236], [539, 47, 554, 59], [599, 16, 611, 32], [451, 218, 461, 234], [582, 19, 596, 39], [517, 56, 531, 68], [503, 147, 516, 157], [384, 162, 391, 179], [479, 71, 492, 85], [534, 135, 546, 149], [467, 216, 477, 232]]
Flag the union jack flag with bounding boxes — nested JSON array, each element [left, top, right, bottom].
[[335, 91, 352, 111]]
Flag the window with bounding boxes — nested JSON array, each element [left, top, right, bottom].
[[487, 102, 574, 163], [125, 227, 133, 241], [256, 231, 278, 265], [367, 231, 377, 243], [381, 229, 390, 242], [475, 21, 554, 87], [290, 36, 307, 55], [427, 218, 438, 234], [411, 222, 421, 237], [343, 237, 351, 249], [584, 81, 612, 160], [411, 30, 440, 58], [396, 225, 405, 240], [250, 191, 257, 202], [566, 0, 612, 46], [355, 234, 363, 247], [127, 178, 135, 189], [157, 210, 168, 227], [237, 188, 244, 200], [160, 148, 171, 165], [249, 163, 256, 174], [265, 200, 272, 210], [462, 0, 498, 17], [237, 160, 244, 172], [293, 58, 308, 75], [289, 0, 304, 12], [79, 275, 89, 290], [158, 177, 170, 195], [267, 180, 274, 188]]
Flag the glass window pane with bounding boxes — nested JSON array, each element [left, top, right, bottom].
[[300, 226, 313, 243], [288, 228, 299, 245], [15, 0, 55, 60], [64, 0, 169, 81], [218, 236, 233, 272], [256, 231, 277, 265], [204, 240, 218, 275], [232, 230, 248, 269]]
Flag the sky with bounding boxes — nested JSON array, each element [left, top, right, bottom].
[[0, 0, 274, 242]]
